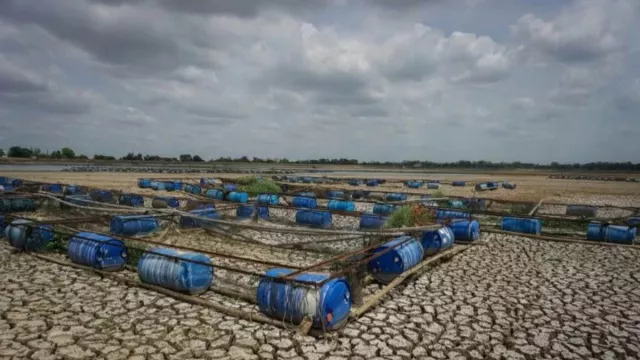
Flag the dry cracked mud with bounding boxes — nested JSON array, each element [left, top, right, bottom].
[[1, 234, 640, 360]]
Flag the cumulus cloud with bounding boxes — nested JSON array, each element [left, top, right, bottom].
[[0, 0, 638, 162]]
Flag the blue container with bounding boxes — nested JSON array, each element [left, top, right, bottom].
[[5, 220, 54, 251], [296, 210, 332, 228], [205, 189, 224, 200], [385, 193, 408, 202], [407, 181, 422, 189], [110, 215, 158, 236], [502, 182, 516, 190], [64, 184, 85, 195], [90, 190, 115, 203], [448, 200, 466, 208], [67, 232, 127, 271], [185, 184, 202, 195], [200, 178, 219, 186], [150, 181, 159, 190], [587, 223, 636, 244], [366, 179, 379, 187], [226, 191, 249, 203], [627, 217, 640, 227], [152, 197, 180, 208], [421, 227, 455, 256], [486, 182, 499, 190], [447, 219, 480, 241], [348, 179, 361, 186], [138, 248, 213, 295], [327, 200, 356, 212], [156, 182, 167, 191], [257, 194, 280, 205], [138, 178, 152, 188], [452, 181, 466, 187], [326, 190, 344, 199], [236, 204, 269, 220], [0, 176, 6, 185], [359, 214, 387, 229], [302, 177, 313, 184], [566, 205, 598, 217], [0, 197, 38, 212], [42, 183, 63, 193], [180, 208, 220, 228], [256, 268, 351, 330], [427, 182, 440, 189], [373, 203, 397, 216], [171, 181, 183, 191], [367, 236, 424, 284], [164, 182, 175, 192], [118, 194, 145, 207], [436, 209, 471, 220], [296, 191, 316, 198], [501, 217, 542, 235], [0, 185, 13, 193], [292, 197, 317, 209], [223, 184, 237, 192]]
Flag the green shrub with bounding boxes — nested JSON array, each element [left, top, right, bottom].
[[237, 176, 281, 196], [385, 206, 414, 228]]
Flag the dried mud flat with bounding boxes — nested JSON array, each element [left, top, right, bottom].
[[2, 234, 640, 360]]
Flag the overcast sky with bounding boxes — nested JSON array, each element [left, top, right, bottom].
[[1, 0, 639, 163]]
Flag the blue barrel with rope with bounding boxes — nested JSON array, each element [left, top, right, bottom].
[[226, 192, 249, 203], [566, 205, 598, 217], [296, 191, 316, 198], [42, 183, 63, 194], [501, 217, 542, 235], [0, 197, 38, 212], [367, 236, 424, 284], [223, 184, 237, 192], [326, 190, 344, 199], [67, 232, 127, 271], [436, 209, 471, 220], [257, 194, 280, 205], [185, 184, 202, 195], [295, 210, 332, 228], [366, 179, 379, 187], [452, 181, 466, 187], [385, 193, 408, 202], [427, 182, 440, 189], [421, 227, 455, 257], [256, 267, 352, 330], [138, 248, 213, 295], [90, 190, 115, 204], [447, 219, 480, 241], [292, 197, 317, 209], [110, 215, 158, 236]]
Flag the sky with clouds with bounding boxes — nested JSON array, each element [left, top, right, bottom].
[[0, 0, 639, 163]]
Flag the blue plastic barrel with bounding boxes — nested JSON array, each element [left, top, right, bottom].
[[327, 200, 356, 212], [64, 184, 84, 195], [185, 184, 202, 195], [90, 190, 114, 203], [118, 194, 144, 207], [407, 181, 422, 189], [156, 182, 167, 191], [296, 210, 332, 228], [302, 177, 313, 184], [256, 268, 351, 330], [296, 191, 316, 198], [385, 193, 408, 202], [180, 208, 220, 228], [138, 178, 152, 188], [447, 219, 480, 241], [373, 203, 397, 216], [226, 192, 249, 203], [200, 178, 219, 186], [436, 209, 471, 220], [110, 215, 158, 236], [292, 197, 317, 209], [448, 200, 466, 208], [501, 217, 542, 235], [427, 182, 440, 189], [223, 184, 237, 192], [236, 204, 269, 220], [0, 176, 6, 185], [205, 189, 224, 200], [348, 179, 361, 186], [566, 205, 598, 217], [42, 183, 63, 193], [587, 223, 636, 244], [257, 194, 280, 205], [0, 198, 38, 212], [326, 190, 344, 199], [138, 248, 213, 295], [366, 179, 379, 187], [171, 181, 183, 191], [67, 232, 127, 271], [5, 220, 53, 251], [367, 236, 424, 284], [150, 181, 159, 190], [152, 197, 180, 208], [452, 181, 466, 187], [421, 227, 455, 256], [359, 214, 387, 229], [502, 182, 516, 190]]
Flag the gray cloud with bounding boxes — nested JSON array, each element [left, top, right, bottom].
[[0, 0, 638, 162]]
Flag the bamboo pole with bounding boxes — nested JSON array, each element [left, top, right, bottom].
[[528, 198, 545, 216]]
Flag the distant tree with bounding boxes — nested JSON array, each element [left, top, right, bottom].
[[135, 153, 143, 161], [0, 149, 4, 157], [94, 154, 116, 160], [8, 146, 32, 158], [51, 150, 63, 159], [193, 155, 204, 162], [61, 147, 75, 159], [76, 154, 89, 160], [179, 154, 193, 162]]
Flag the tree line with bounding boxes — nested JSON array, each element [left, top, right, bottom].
[[1, 146, 639, 171]]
